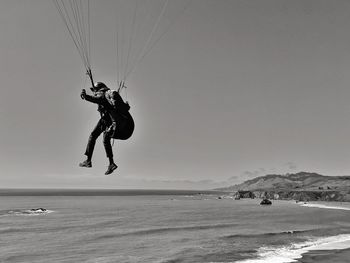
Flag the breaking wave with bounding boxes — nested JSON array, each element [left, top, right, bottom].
[[0, 208, 54, 217], [234, 233, 350, 263]]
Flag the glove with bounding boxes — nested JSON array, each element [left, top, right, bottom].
[[80, 89, 86, 100]]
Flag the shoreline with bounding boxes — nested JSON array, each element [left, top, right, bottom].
[[296, 200, 350, 262], [235, 233, 350, 263], [296, 200, 350, 211], [233, 200, 350, 263], [297, 248, 350, 263]]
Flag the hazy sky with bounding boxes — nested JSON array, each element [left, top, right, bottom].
[[2, 0, 350, 189]]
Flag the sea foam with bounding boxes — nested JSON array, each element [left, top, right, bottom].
[[300, 203, 350, 211], [233, 234, 350, 263], [2, 209, 54, 216]]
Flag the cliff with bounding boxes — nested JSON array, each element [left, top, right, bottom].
[[219, 172, 350, 202], [231, 189, 350, 202]]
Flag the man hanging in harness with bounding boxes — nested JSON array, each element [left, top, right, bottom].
[[79, 82, 118, 175]]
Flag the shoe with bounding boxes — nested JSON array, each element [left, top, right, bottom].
[[105, 163, 118, 175], [79, 160, 92, 168]]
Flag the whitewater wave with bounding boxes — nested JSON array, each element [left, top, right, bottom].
[[299, 203, 350, 211], [233, 233, 350, 263], [0, 208, 54, 217]]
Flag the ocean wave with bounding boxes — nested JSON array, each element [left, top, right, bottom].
[[90, 223, 240, 241], [223, 229, 317, 239], [299, 203, 350, 211], [233, 233, 350, 263], [0, 216, 126, 235], [0, 208, 54, 217]]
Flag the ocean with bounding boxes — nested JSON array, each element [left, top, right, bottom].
[[1, 190, 350, 263]]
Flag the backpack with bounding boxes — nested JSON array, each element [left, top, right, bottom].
[[105, 90, 134, 140]]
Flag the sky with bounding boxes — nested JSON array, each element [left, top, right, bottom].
[[2, 0, 350, 189]]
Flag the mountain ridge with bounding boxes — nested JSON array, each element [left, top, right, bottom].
[[218, 171, 350, 191], [217, 172, 350, 201]]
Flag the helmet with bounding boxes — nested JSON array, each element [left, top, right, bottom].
[[90, 82, 108, 92]]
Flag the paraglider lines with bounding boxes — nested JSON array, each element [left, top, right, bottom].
[[52, 0, 92, 73]]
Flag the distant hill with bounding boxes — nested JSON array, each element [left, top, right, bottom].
[[218, 172, 350, 191]]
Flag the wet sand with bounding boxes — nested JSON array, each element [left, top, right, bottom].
[[297, 248, 350, 263]]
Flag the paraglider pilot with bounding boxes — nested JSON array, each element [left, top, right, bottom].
[[79, 82, 118, 175]]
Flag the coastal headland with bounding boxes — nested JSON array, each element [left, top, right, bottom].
[[217, 172, 350, 202]]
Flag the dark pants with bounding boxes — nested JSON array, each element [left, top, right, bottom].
[[84, 118, 113, 159]]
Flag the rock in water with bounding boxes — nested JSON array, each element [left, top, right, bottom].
[[30, 208, 47, 212], [260, 199, 272, 205]]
